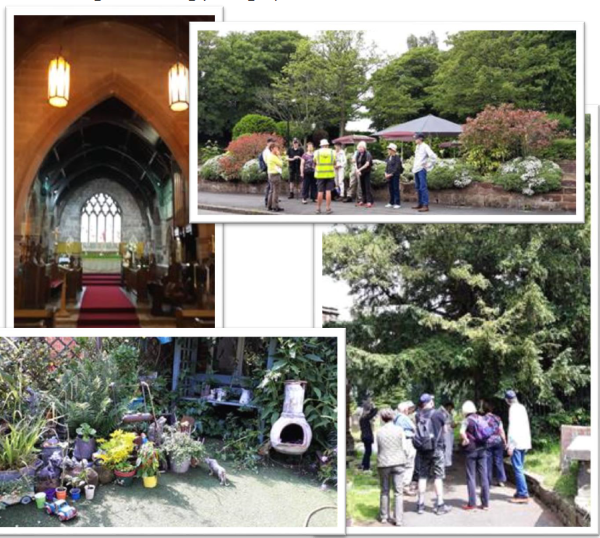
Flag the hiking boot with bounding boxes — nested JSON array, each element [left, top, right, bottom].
[[509, 497, 530, 504], [417, 503, 425, 515], [433, 503, 451, 515], [411, 204, 422, 210], [288, 192, 294, 199], [418, 205, 430, 212]]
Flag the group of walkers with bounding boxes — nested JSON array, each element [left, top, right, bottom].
[[358, 390, 532, 526], [259, 133, 438, 214]]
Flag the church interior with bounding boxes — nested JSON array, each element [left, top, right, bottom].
[[13, 15, 216, 328]]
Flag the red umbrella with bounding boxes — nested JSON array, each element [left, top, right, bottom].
[[332, 134, 377, 145], [378, 131, 414, 141]]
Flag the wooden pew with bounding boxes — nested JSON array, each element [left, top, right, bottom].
[[14, 309, 55, 328], [175, 308, 215, 328]]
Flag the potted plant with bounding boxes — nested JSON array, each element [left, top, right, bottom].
[[0, 417, 45, 485], [74, 423, 97, 461], [94, 430, 137, 485], [113, 461, 136, 487], [162, 429, 205, 474], [136, 442, 162, 488]]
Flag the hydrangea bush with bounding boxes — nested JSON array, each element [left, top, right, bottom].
[[427, 159, 481, 190], [493, 157, 563, 196], [240, 158, 289, 184], [200, 155, 227, 182]]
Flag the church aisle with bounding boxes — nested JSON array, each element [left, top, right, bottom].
[[77, 285, 140, 328]]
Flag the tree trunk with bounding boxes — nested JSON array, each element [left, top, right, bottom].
[[346, 381, 355, 456]]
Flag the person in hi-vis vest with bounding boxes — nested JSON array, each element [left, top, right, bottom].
[[314, 139, 336, 214]]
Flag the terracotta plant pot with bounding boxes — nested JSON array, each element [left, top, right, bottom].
[[142, 475, 158, 488], [55, 487, 67, 500]]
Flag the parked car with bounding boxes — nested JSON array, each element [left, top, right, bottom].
[[45, 499, 78, 522]]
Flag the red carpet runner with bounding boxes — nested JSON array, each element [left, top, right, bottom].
[[77, 274, 140, 327]]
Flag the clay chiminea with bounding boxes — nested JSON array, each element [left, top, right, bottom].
[[270, 380, 312, 455]]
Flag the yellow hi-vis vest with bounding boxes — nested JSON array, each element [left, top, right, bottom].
[[314, 148, 336, 179]]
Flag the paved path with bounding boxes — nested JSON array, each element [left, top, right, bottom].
[[197, 191, 573, 217], [350, 451, 563, 528]]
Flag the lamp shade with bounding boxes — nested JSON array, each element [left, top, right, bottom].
[[48, 55, 70, 108], [168, 62, 189, 112]]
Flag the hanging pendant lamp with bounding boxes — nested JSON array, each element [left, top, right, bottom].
[[168, 61, 189, 112], [48, 53, 70, 108]]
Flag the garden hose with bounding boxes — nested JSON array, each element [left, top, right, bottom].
[[303, 505, 337, 527]]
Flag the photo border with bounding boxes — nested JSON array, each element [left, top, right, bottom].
[[5, 5, 224, 328], [314, 106, 598, 534], [189, 21, 585, 225], [0, 327, 346, 536]]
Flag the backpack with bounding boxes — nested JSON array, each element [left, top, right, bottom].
[[412, 412, 435, 451], [468, 414, 496, 444], [258, 151, 267, 172]]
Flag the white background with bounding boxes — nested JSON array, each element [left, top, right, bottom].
[[2, 0, 600, 328]]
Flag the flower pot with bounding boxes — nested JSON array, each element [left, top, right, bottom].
[[0, 459, 43, 483], [55, 487, 67, 500], [74, 437, 97, 461], [114, 469, 136, 487], [84, 485, 95, 500], [94, 463, 115, 485], [170, 457, 191, 474], [34, 492, 47, 509], [142, 475, 158, 488], [70, 488, 81, 501], [44, 488, 56, 502]]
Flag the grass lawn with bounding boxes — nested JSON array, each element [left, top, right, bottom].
[[526, 442, 578, 500], [347, 433, 379, 523]]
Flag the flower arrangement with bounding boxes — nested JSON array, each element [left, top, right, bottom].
[[96, 430, 137, 470]]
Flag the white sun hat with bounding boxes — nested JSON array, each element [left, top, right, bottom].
[[387, 143, 398, 151], [319, 139, 330, 147]]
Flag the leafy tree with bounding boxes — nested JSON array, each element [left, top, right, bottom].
[[407, 31, 439, 50], [197, 31, 304, 142], [324, 220, 591, 438], [365, 46, 441, 130], [274, 31, 379, 136], [429, 31, 576, 122]]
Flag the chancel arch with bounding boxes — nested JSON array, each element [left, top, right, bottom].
[[13, 15, 216, 328]]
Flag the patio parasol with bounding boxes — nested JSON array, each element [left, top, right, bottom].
[[332, 134, 377, 145], [374, 114, 463, 138]]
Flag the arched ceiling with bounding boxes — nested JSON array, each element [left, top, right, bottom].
[[40, 97, 173, 207], [14, 15, 214, 65]]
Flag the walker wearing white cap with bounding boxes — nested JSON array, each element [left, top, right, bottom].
[[387, 143, 398, 152], [319, 139, 330, 147]]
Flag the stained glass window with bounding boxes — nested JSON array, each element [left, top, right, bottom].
[[80, 193, 121, 244]]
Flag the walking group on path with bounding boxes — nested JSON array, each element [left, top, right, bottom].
[[259, 133, 437, 214], [358, 389, 532, 527]]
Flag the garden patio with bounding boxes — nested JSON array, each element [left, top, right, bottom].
[[0, 337, 339, 530]]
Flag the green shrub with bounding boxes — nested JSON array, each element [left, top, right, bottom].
[[240, 159, 267, 184], [198, 140, 222, 164], [401, 157, 414, 182], [546, 112, 575, 133], [540, 138, 576, 161], [427, 159, 481, 190], [240, 158, 290, 184], [370, 160, 387, 186], [493, 157, 563, 196], [200, 155, 227, 182], [232, 114, 277, 139]]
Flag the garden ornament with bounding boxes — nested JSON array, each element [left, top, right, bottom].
[[204, 458, 227, 486], [270, 380, 313, 455], [239, 389, 253, 405]]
